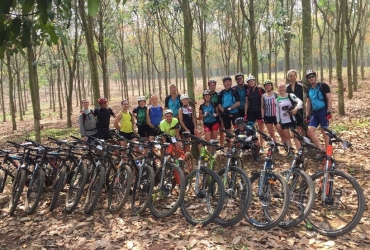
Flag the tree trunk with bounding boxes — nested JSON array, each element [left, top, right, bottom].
[[6, 52, 16, 130], [344, 1, 353, 99], [302, 0, 312, 76], [336, 1, 345, 116], [0, 61, 5, 122]]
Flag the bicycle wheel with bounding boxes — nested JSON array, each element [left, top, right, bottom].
[[184, 152, 194, 175], [180, 167, 225, 226], [279, 168, 315, 228], [49, 165, 67, 212], [246, 171, 290, 230], [305, 170, 365, 237], [25, 168, 45, 215], [65, 163, 87, 213], [131, 164, 154, 215], [150, 162, 185, 218], [0, 167, 6, 193], [8, 169, 26, 215], [105, 160, 117, 191], [108, 164, 132, 214], [215, 166, 252, 227], [84, 166, 105, 214]]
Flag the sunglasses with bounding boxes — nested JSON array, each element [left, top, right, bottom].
[[307, 75, 315, 79]]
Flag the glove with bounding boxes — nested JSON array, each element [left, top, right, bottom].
[[326, 112, 332, 120], [305, 116, 311, 124], [243, 115, 247, 121]]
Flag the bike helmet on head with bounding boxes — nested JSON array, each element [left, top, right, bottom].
[[222, 76, 232, 82], [246, 75, 256, 82], [137, 96, 146, 102], [235, 73, 244, 80], [305, 69, 317, 78], [235, 117, 246, 126], [203, 90, 211, 96], [180, 94, 189, 100], [164, 109, 173, 116], [208, 79, 216, 86], [98, 97, 107, 104], [263, 80, 273, 90]]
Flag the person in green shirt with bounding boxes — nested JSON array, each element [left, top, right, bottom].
[[159, 109, 180, 139]]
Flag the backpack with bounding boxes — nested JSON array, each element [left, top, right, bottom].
[[81, 109, 94, 123]]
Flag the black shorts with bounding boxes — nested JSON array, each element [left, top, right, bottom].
[[222, 113, 239, 130], [97, 128, 112, 140], [281, 121, 297, 130], [148, 126, 160, 137], [238, 109, 245, 118], [264, 116, 277, 125], [180, 124, 195, 135], [137, 124, 150, 138], [119, 131, 135, 140], [247, 110, 262, 122]]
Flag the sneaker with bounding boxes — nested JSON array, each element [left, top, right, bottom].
[[313, 153, 325, 161], [259, 147, 264, 154]]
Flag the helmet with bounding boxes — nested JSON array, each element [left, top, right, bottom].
[[235, 117, 246, 126], [163, 109, 173, 116], [305, 69, 317, 78], [222, 76, 232, 82], [263, 80, 273, 86], [137, 96, 146, 102], [246, 75, 255, 82], [180, 94, 189, 100], [203, 90, 211, 96], [98, 97, 107, 104], [208, 79, 216, 86], [235, 73, 244, 80]]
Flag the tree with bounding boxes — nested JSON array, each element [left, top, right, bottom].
[[302, 0, 312, 76]]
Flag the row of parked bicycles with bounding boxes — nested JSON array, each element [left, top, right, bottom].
[[0, 127, 365, 237]]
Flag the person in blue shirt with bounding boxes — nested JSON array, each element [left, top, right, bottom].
[[165, 84, 182, 118], [199, 90, 219, 144], [305, 69, 333, 161], [233, 73, 248, 118]]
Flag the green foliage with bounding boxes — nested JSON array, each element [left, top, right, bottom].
[[25, 127, 79, 141], [331, 124, 349, 132]]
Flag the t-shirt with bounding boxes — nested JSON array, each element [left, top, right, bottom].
[[246, 87, 265, 112], [262, 93, 277, 117], [165, 95, 182, 117], [233, 84, 248, 110], [119, 111, 133, 133], [276, 94, 303, 124], [199, 103, 217, 123], [94, 107, 115, 129], [286, 82, 304, 104], [159, 118, 179, 137], [133, 106, 147, 126], [217, 88, 240, 114]]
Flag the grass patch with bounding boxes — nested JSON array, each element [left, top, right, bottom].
[[25, 127, 79, 141], [353, 119, 370, 128], [331, 124, 349, 132]]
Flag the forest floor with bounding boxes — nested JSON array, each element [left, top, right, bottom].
[[0, 76, 370, 249]]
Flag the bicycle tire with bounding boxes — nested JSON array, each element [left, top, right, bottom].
[[65, 163, 87, 213], [8, 169, 26, 215], [279, 168, 315, 228], [149, 162, 185, 218], [105, 161, 117, 191], [184, 152, 194, 175], [49, 165, 67, 212], [131, 164, 154, 215], [25, 168, 45, 215], [180, 167, 225, 226], [108, 164, 132, 214], [215, 165, 252, 227], [84, 166, 105, 214], [0, 167, 6, 193], [305, 169, 365, 237], [246, 171, 290, 230]]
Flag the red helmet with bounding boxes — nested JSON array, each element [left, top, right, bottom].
[[98, 97, 107, 104], [208, 79, 216, 86]]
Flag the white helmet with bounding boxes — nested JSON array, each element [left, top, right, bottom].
[[246, 75, 255, 82], [180, 94, 189, 100], [163, 109, 173, 116], [137, 96, 146, 102]]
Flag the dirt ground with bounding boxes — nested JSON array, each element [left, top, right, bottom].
[[0, 76, 369, 249]]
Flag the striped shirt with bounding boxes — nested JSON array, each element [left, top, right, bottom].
[[263, 93, 277, 117]]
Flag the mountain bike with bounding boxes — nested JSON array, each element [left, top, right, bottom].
[[295, 128, 365, 237]]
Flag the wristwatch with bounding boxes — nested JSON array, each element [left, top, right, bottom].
[[227, 108, 231, 111]]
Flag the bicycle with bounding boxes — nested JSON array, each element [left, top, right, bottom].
[[189, 130, 252, 227], [245, 130, 291, 230], [255, 130, 315, 229], [295, 128, 365, 237], [180, 132, 225, 226]]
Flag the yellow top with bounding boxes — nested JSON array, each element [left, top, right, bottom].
[[120, 111, 133, 133]]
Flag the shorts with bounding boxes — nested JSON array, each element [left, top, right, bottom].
[[238, 109, 245, 118], [204, 121, 219, 132], [137, 124, 150, 137], [180, 125, 195, 135], [295, 109, 305, 128], [309, 108, 329, 128], [148, 126, 160, 137], [247, 110, 263, 123], [281, 121, 297, 130], [222, 113, 238, 130], [264, 116, 277, 125], [97, 128, 112, 140], [119, 131, 135, 140]]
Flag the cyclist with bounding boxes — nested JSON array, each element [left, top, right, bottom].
[[78, 99, 97, 142], [305, 69, 333, 161], [133, 96, 149, 139], [276, 83, 303, 157], [218, 76, 240, 148], [234, 117, 260, 162], [286, 69, 305, 134], [261, 80, 284, 147], [199, 90, 219, 144], [233, 73, 248, 118], [178, 94, 197, 152], [245, 75, 266, 154], [159, 109, 181, 140], [208, 79, 224, 146], [94, 97, 116, 140], [114, 99, 135, 146], [165, 84, 182, 118], [146, 94, 164, 142]]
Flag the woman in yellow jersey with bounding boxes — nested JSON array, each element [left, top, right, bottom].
[[114, 99, 135, 146]]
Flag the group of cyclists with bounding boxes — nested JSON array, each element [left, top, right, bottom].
[[79, 69, 332, 162]]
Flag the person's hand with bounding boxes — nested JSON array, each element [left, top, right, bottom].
[[212, 113, 217, 117], [223, 108, 230, 116], [244, 115, 247, 121], [326, 112, 332, 120], [291, 109, 298, 115]]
